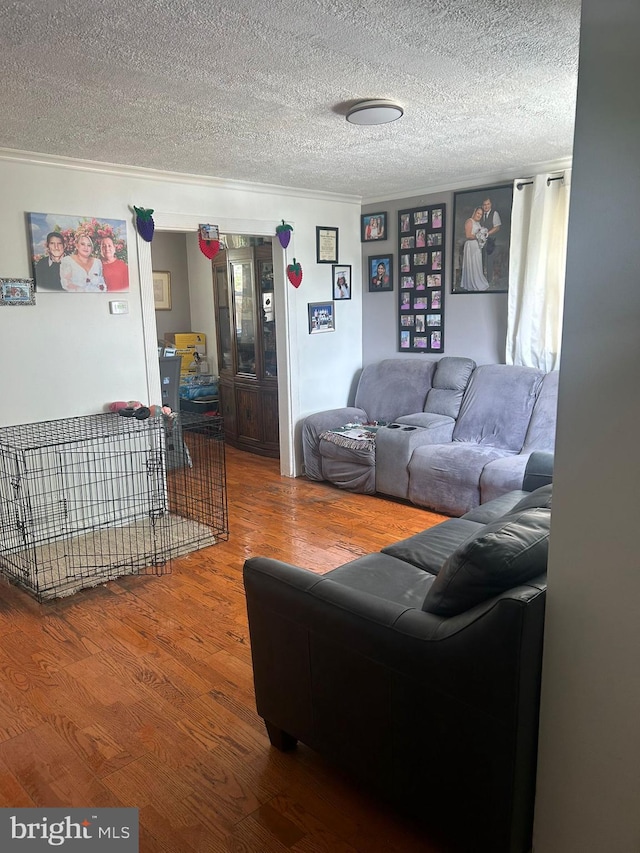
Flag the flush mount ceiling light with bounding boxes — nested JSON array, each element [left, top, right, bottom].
[[346, 99, 404, 126]]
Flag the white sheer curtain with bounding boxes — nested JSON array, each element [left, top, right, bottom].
[[506, 170, 571, 370]]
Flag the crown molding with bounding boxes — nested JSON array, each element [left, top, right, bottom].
[[361, 157, 573, 205], [0, 147, 361, 206]]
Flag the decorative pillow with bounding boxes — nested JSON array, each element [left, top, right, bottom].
[[511, 484, 553, 512], [422, 507, 551, 616]]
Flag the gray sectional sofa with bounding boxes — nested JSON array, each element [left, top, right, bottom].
[[302, 357, 558, 516]]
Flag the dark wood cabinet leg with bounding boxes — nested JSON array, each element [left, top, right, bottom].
[[265, 721, 298, 751]]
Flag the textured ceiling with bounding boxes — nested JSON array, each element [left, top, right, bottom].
[[0, 0, 581, 200]]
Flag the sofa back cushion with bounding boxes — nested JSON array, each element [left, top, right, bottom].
[[423, 356, 476, 419], [354, 358, 437, 424], [452, 364, 544, 451], [522, 370, 559, 452], [511, 484, 553, 511], [422, 506, 551, 616]]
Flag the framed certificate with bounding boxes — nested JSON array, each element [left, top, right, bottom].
[[316, 226, 339, 264]]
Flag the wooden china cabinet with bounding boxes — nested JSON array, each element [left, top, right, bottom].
[[212, 242, 279, 457]]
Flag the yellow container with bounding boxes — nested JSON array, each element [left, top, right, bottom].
[[165, 332, 206, 349]]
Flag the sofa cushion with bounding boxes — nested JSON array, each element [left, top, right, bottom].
[[326, 553, 437, 608], [354, 358, 436, 424], [394, 412, 454, 430], [511, 484, 553, 511], [382, 518, 483, 574], [462, 490, 529, 524], [423, 356, 476, 419], [408, 443, 513, 516], [452, 364, 544, 451], [522, 370, 559, 452], [422, 507, 551, 616]]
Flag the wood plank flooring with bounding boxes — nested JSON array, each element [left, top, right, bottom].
[[0, 445, 450, 852]]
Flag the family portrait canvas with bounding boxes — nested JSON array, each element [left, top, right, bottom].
[[28, 212, 130, 293], [451, 184, 513, 293]]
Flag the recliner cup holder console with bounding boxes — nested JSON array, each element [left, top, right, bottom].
[[387, 424, 417, 431]]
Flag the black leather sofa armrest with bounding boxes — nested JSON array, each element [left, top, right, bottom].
[[522, 451, 554, 492]]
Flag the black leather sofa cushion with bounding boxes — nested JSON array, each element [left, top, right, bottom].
[[326, 553, 436, 608], [461, 489, 529, 524], [381, 518, 482, 573], [423, 506, 551, 616], [511, 483, 553, 511]]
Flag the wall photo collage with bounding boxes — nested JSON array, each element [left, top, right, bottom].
[[397, 205, 445, 352]]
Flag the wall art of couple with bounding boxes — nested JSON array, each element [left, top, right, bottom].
[[28, 212, 130, 293], [451, 184, 513, 294]]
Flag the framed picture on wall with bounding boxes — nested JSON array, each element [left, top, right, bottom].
[[451, 183, 513, 293], [152, 270, 172, 310], [27, 211, 130, 292], [368, 254, 393, 292], [361, 212, 387, 242], [308, 301, 335, 333], [316, 226, 339, 264], [0, 278, 35, 306], [332, 264, 352, 300]]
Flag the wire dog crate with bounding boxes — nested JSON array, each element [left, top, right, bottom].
[[0, 412, 227, 601]]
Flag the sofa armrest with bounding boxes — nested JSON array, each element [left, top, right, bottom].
[[522, 451, 554, 492], [302, 407, 367, 480]]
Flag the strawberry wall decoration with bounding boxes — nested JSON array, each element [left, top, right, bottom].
[[198, 223, 221, 259], [133, 206, 155, 242], [198, 235, 220, 259], [275, 220, 293, 249], [286, 258, 303, 288]]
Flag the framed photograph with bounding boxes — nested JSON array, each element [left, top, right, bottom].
[[332, 264, 352, 300], [0, 278, 35, 306], [368, 254, 393, 293], [152, 270, 172, 310], [258, 260, 274, 291], [316, 226, 338, 264], [308, 301, 335, 333], [451, 183, 513, 293], [198, 223, 219, 241], [27, 212, 129, 292], [361, 212, 387, 242]]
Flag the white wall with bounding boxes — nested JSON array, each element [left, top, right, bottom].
[[0, 153, 362, 477], [533, 1, 640, 850], [186, 232, 218, 377], [362, 190, 509, 367], [150, 232, 192, 340]]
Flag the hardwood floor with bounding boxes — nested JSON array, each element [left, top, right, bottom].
[[0, 445, 449, 852]]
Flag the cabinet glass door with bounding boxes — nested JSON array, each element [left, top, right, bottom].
[[214, 263, 233, 371], [259, 259, 277, 378], [230, 256, 256, 376]]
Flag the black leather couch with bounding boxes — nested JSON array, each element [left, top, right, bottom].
[[243, 452, 554, 853]]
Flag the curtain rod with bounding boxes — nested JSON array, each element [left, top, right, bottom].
[[516, 174, 565, 191]]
